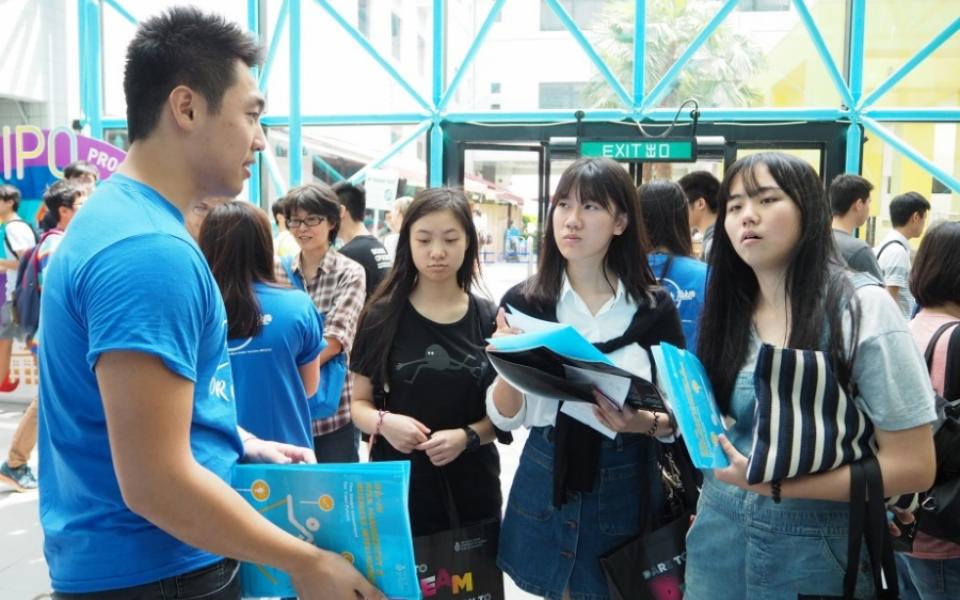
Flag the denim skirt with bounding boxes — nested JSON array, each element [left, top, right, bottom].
[[498, 426, 663, 600], [684, 476, 877, 599]]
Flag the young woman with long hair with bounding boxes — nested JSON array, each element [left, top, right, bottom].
[[350, 188, 509, 537], [897, 221, 960, 599], [638, 180, 707, 351], [488, 158, 684, 600], [199, 201, 324, 450], [685, 152, 937, 599]]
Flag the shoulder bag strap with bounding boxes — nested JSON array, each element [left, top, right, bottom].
[[876, 239, 907, 262], [863, 456, 900, 599], [944, 324, 960, 402], [844, 460, 867, 600], [924, 322, 960, 369], [280, 255, 306, 292]]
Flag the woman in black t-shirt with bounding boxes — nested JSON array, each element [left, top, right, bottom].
[[350, 188, 508, 537]]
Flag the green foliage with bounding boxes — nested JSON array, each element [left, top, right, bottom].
[[582, 0, 764, 109]]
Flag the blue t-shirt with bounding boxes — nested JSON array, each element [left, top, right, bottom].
[[230, 282, 325, 449], [648, 252, 707, 352], [37, 174, 243, 593]]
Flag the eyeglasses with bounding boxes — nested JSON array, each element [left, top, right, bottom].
[[287, 215, 326, 228]]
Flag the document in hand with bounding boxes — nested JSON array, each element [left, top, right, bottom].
[[651, 342, 729, 469], [486, 319, 665, 413], [233, 461, 419, 599]]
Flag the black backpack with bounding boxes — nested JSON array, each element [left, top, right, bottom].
[[915, 321, 960, 543]]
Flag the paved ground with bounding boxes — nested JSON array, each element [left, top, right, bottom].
[[0, 261, 540, 600]]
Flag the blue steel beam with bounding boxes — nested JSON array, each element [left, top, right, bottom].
[[313, 155, 345, 182], [313, 0, 433, 114], [845, 118, 862, 173], [432, 0, 444, 108], [247, 0, 262, 206], [861, 117, 960, 194], [259, 0, 290, 93], [289, 0, 302, 186], [261, 141, 289, 198], [642, 0, 740, 111], [438, 0, 506, 112], [858, 17, 960, 110], [792, 0, 855, 108], [85, 0, 104, 139], [347, 120, 433, 185], [103, 0, 136, 25], [545, 0, 632, 108], [430, 118, 443, 186], [261, 113, 429, 126], [863, 108, 960, 122], [633, 0, 645, 109], [847, 0, 865, 106]]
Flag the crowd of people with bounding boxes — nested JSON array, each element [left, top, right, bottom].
[[0, 7, 956, 600]]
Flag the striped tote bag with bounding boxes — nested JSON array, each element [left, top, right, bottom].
[[745, 344, 877, 485]]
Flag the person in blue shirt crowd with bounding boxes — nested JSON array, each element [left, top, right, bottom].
[[638, 180, 708, 351], [36, 7, 384, 600], [685, 152, 937, 599], [487, 158, 684, 600], [199, 201, 325, 450]]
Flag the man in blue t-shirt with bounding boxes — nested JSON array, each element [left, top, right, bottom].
[[37, 8, 383, 600]]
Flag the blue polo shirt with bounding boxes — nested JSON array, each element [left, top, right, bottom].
[[648, 252, 708, 352], [230, 282, 325, 449], [37, 173, 243, 593]]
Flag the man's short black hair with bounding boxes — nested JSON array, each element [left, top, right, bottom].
[[282, 183, 341, 243], [0, 184, 21, 211], [124, 7, 263, 143], [678, 170, 720, 213], [271, 197, 287, 220], [889, 191, 931, 227], [332, 182, 366, 222], [64, 160, 99, 181], [829, 174, 873, 216]]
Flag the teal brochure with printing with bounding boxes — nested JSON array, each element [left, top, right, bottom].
[[651, 342, 729, 469], [233, 461, 419, 599]]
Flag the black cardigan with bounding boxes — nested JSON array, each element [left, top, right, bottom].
[[499, 280, 685, 507]]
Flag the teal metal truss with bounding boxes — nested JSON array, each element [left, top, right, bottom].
[[78, 0, 960, 203]]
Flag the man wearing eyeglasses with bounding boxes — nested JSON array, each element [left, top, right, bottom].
[[275, 183, 366, 464]]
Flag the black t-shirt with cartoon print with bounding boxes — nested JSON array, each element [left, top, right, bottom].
[[351, 296, 503, 536]]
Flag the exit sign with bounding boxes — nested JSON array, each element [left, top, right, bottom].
[[580, 139, 696, 162]]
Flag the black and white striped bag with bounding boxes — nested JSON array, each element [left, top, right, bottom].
[[745, 344, 877, 485]]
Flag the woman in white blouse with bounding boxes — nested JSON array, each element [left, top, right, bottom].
[[487, 158, 684, 600]]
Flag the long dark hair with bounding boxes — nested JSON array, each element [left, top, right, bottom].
[[198, 201, 276, 339], [354, 188, 482, 385], [523, 158, 656, 308], [638, 180, 694, 257], [696, 152, 858, 412]]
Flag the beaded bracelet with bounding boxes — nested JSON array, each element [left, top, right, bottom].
[[646, 412, 660, 437], [771, 480, 783, 503], [375, 410, 389, 436]]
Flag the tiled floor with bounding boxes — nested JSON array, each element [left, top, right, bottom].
[[0, 261, 541, 599]]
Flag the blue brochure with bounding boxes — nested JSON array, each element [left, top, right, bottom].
[[233, 462, 419, 599], [651, 343, 729, 469]]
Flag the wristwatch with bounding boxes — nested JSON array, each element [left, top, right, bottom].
[[462, 426, 481, 452]]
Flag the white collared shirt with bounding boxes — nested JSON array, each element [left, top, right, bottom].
[[486, 276, 654, 431]]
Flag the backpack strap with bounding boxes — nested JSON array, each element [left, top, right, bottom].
[[280, 255, 306, 292], [473, 294, 497, 339], [876, 238, 908, 261], [3, 219, 38, 260], [924, 321, 960, 401]]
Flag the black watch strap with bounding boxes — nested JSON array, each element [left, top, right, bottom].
[[462, 426, 481, 452]]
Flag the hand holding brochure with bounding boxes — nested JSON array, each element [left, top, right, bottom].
[[233, 461, 419, 599], [486, 307, 665, 413], [651, 342, 729, 469]]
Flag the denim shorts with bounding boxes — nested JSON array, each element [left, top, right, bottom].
[[498, 426, 663, 600], [684, 477, 876, 600]]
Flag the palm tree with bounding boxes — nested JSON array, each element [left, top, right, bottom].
[[582, 0, 764, 109]]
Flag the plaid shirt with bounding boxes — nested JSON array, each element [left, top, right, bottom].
[[275, 249, 366, 436]]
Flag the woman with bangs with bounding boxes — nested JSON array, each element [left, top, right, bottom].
[[684, 152, 937, 599], [350, 188, 509, 537], [488, 158, 684, 600]]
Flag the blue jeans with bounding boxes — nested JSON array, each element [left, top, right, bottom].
[[685, 477, 876, 600], [897, 554, 960, 600], [52, 558, 240, 600]]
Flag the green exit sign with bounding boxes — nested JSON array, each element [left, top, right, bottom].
[[580, 139, 696, 162]]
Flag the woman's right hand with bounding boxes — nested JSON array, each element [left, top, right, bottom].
[[380, 413, 431, 453], [485, 308, 523, 350]]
